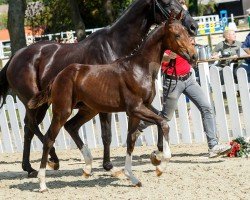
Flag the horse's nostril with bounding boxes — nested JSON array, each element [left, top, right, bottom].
[[192, 54, 197, 61]]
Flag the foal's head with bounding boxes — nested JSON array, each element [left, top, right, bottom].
[[163, 11, 197, 64]]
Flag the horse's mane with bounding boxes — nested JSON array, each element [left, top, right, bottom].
[[110, 0, 150, 28]]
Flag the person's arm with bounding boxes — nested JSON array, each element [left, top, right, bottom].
[[242, 34, 250, 55], [211, 42, 222, 58], [162, 51, 176, 63]]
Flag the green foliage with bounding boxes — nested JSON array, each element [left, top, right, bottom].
[[24, 0, 132, 34], [234, 137, 250, 158], [197, 1, 217, 16], [0, 0, 8, 5], [79, 0, 132, 28], [0, 12, 7, 30]]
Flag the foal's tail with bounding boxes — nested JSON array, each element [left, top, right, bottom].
[[28, 82, 53, 109], [0, 58, 12, 108]]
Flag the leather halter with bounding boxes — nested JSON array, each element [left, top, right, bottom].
[[154, 0, 188, 22]]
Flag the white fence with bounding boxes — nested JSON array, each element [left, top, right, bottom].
[[0, 63, 250, 153]]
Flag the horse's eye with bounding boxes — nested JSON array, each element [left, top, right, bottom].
[[175, 34, 180, 39]]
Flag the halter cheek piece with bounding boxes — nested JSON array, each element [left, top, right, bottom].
[[154, 0, 188, 22]]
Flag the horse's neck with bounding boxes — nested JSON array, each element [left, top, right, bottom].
[[109, 0, 154, 54]]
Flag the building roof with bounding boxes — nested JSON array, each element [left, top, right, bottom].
[[0, 27, 44, 41]]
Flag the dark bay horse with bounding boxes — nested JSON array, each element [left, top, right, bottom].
[[28, 14, 196, 191], [0, 0, 198, 177]]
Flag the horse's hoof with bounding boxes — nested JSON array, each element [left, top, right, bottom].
[[156, 167, 163, 177], [28, 170, 38, 178], [134, 181, 142, 187], [103, 162, 113, 171], [39, 188, 48, 193], [111, 169, 124, 178], [48, 159, 60, 170], [150, 151, 161, 166], [83, 170, 91, 179]]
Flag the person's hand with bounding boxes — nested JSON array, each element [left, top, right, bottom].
[[168, 52, 177, 59], [211, 53, 219, 59]]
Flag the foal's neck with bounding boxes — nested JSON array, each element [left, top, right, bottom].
[[137, 25, 166, 66]]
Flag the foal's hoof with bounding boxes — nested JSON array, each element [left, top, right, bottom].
[[28, 170, 38, 178], [156, 167, 163, 177], [150, 151, 161, 166], [83, 170, 91, 179], [39, 188, 49, 193], [48, 159, 60, 170], [103, 162, 113, 171], [134, 181, 142, 187], [111, 169, 124, 178]]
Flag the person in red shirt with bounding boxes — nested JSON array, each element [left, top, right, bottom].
[[139, 46, 231, 157]]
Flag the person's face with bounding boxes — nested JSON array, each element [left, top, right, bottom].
[[225, 31, 236, 42]]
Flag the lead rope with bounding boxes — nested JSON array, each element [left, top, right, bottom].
[[163, 59, 177, 100]]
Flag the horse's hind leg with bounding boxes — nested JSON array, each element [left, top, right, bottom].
[[99, 113, 113, 171], [38, 108, 72, 192], [22, 105, 59, 178], [36, 104, 59, 170], [64, 108, 97, 177]]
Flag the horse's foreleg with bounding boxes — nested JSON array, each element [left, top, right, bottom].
[[124, 116, 142, 186], [99, 113, 114, 171], [154, 116, 171, 176], [132, 103, 171, 176], [64, 108, 97, 177]]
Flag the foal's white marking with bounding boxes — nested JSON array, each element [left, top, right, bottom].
[[157, 140, 172, 173], [124, 154, 140, 185], [38, 168, 47, 192], [80, 145, 93, 175]]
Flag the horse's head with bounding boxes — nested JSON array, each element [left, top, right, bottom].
[[153, 0, 198, 36], [163, 11, 197, 64]]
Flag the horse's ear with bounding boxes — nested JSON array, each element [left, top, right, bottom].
[[176, 10, 184, 21], [168, 9, 176, 24]]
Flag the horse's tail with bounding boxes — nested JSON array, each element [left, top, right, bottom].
[[0, 58, 12, 108], [28, 82, 53, 109]]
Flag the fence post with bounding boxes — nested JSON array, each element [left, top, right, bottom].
[[0, 41, 4, 59]]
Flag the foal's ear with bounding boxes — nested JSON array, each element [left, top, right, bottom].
[[176, 10, 184, 21], [169, 9, 176, 24]]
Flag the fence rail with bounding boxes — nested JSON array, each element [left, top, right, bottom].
[[1, 64, 250, 153]]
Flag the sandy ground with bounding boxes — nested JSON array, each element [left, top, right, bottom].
[[0, 144, 249, 200]]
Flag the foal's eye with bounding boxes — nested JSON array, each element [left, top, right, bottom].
[[175, 34, 180, 39]]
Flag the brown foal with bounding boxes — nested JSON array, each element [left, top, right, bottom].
[[28, 13, 196, 191]]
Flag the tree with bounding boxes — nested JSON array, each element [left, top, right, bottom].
[[7, 0, 27, 54], [69, 0, 85, 41]]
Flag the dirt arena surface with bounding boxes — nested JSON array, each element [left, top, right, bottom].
[[0, 143, 249, 200]]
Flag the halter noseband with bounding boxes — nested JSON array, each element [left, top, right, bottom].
[[154, 0, 188, 22]]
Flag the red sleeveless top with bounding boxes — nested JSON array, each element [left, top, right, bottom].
[[161, 50, 191, 76]]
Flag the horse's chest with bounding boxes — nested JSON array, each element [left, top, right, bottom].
[[140, 79, 155, 102]]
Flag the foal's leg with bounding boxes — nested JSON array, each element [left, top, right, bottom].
[[38, 111, 71, 192], [64, 108, 97, 177], [124, 116, 142, 186], [132, 104, 171, 177], [36, 104, 59, 171], [144, 105, 166, 169], [99, 113, 113, 171]]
